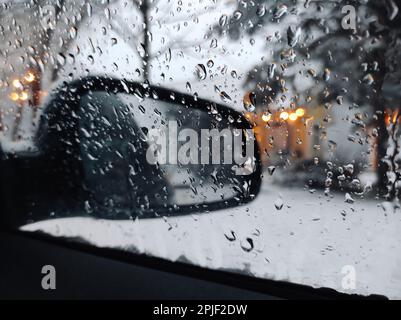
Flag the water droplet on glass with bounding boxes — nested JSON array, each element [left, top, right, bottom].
[[362, 74, 374, 85], [104, 8, 111, 20], [243, 92, 256, 112], [273, 4, 288, 19], [87, 55, 94, 64], [195, 64, 207, 80], [344, 164, 354, 174], [287, 26, 301, 47], [274, 197, 284, 210], [86, 3, 92, 17], [165, 48, 171, 62], [345, 193, 355, 204], [219, 14, 228, 27], [57, 53, 66, 66], [386, 0, 399, 20], [280, 48, 296, 62], [221, 65, 228, 75], [224, 230, 236, 242], [268, 63, 276, 79], [256, 5, 266, 17], [323, 68, 331, 81], [84, 200, 93, 214], [137, 43, 146, 58], [233, 10, 242, 20], [69, 26, 77, 39], [307, 68, 317, 77], [220, 91, 232, 103], [210, 38, 217, 48], [240, 237, 254, 252]]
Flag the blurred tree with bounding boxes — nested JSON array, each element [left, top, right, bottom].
[[3, 0, 215, 139], [215, 0, 401, 199], [33, 0, 212, 84]]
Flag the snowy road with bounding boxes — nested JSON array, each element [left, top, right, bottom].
[[21, 180, 401, 299]]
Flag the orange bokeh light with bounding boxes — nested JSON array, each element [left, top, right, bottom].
[[280, 111, 289, 120], [12, 79, 22, 88], [24, 72, 35, 83], [262, 113, 272, 122], [295, 108, 305, 117], [9, 92, 19, 101], [19, 91, 29, 101]]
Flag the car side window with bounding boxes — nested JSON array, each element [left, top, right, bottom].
[[4, 0, 401, 300]]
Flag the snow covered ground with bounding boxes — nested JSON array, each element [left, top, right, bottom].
[[21, 178, 401, 299]]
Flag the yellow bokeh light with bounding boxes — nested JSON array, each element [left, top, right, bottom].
[[24, 72, 35, 83], [280, 111, 289, 120], [19, 91, 29, 101], [261, 113, 272, 122], [12, 79, 22, 88], [9, 92, 19, 101], [295, 108, 305, 117], [289, 113, 298, 121]]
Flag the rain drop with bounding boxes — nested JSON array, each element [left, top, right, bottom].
[[240, 238, 254, 252], [195, 64, 207, 80], [69, 26, 77, 39], [256, 5, 266, 17], [220, 91, 232, 103], [243, 92, 256, 112], [287, 26, 301, 47], [273, 4, 288, 19], [219, 14, 228, 27], [274, 197, 284, 210]]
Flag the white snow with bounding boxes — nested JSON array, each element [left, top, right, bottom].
[[21, 179, 401, 299]]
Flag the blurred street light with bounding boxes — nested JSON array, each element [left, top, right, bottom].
[[261, 112, 272, 122], [295, 108, 305, 117], [289, 113, 298, 121], [24, 72, 35, 83], [19, 91, 29, 101], [12, 79, 23, 89], [8, 71, 37, 103], [280, 111, 289, 120], [9, 92, 19, 101]]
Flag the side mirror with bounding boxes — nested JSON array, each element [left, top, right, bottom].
[[2, 77, 262, 226]]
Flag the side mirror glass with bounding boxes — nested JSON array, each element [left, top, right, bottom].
[[75, 80, 261, 218]]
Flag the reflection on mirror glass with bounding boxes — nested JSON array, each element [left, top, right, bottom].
[[1, 0, 401, 300], [78, 91, 256, 218]]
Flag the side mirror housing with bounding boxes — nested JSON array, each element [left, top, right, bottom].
[[1, 77, 262, 227]]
